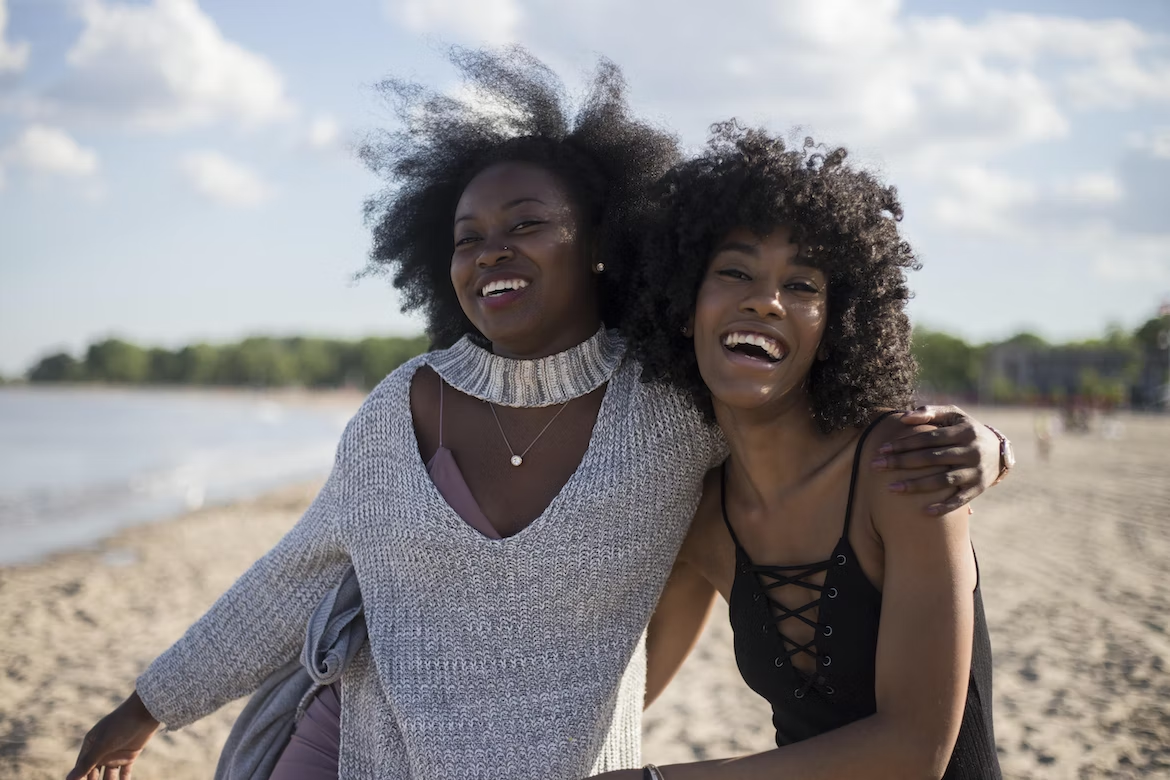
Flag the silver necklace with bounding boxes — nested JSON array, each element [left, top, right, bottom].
[[487, 399, 572, 466]]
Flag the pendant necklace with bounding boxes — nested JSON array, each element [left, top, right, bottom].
[[488, 399, 572, 467]]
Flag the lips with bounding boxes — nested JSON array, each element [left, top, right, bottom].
[[721, 329, 788, 364]]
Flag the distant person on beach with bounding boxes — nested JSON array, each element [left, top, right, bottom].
[[67, 49, 1007, 780], [600, 125, 1003, 779]]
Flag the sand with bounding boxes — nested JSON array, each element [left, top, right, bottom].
[[2, 407, 1168, 779]]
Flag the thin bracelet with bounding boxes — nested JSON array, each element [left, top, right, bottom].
[[643, 765, 667, 780]]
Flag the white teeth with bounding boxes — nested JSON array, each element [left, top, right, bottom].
[[723, 331, 784, 361], [480, 278, 529, 297]]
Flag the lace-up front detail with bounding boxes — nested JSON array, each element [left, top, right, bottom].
[[721, 412, 896, 719], [721, 466, 842, 700]]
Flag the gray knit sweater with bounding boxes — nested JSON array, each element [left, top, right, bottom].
[[136, 347, 723, 779]]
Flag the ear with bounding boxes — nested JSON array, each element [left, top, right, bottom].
[[816, 341, 830, 361], [681, 314, 695, 338]]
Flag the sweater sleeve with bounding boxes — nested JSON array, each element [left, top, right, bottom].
[[135, 444, 351, 730]]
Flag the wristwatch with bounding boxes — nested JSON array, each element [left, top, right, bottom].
[[986, 425, 1015, 486]]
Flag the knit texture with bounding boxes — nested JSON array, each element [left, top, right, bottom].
[[136, 349, 724, 779], [427, 326, 625, 407]]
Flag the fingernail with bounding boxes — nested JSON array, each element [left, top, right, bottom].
[[871, 457, 888, 469], [927, 505, 942, 515], [889, 481, 905, 493], [878, 443, 893, 454]]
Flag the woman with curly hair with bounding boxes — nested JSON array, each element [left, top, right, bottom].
[[606, 125, 1003, 779], [67, 52, 1004, 780]]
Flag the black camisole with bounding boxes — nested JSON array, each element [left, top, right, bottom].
[[721, 413, 1001, 778]]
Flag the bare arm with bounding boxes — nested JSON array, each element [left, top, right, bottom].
[[645, 560, 719, 708]]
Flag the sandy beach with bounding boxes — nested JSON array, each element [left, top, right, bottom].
[[2, 407, 1168, 778]]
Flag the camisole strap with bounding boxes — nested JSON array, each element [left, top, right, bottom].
[[842, 410, 901, 536], [719, 463, 744, 550], [438, 377, 444, 447]]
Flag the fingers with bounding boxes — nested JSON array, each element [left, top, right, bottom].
[[889, 467, 981, 496], [873, 445, 978, 472], [899, 404, 965, 426], [68, 734, 98, 780], [927, 485, 984, 516], [877, 424, 976, 458]]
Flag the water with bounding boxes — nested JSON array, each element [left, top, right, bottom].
[[0, 387, 357, 565]]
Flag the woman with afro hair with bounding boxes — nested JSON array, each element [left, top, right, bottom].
[[604, 124, 1002, 779], [68, 52, 1004, 780]]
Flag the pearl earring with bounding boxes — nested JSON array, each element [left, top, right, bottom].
[[593, 262, 605, 273]]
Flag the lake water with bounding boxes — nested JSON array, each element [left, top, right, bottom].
[[0, 387, 357, 565]]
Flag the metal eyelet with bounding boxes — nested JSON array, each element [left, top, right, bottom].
[[823, 625, 834, 637], [827, 587, 838, 599], [774, 657, 785, 668], [825, 686, 835, 695], [794, 688, 805, 699], [836, 554, 847, 565], [822, 655, 832, 667]]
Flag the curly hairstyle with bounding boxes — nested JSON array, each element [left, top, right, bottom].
[[359, 46, 680, 348], [626, 122, 920, 432]]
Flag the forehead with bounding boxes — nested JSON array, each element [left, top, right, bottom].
[[456, 161, 573, 213], [717, 225, 819, 269]]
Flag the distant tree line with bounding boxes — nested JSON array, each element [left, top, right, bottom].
[[913, 313, 1170, 405], [24, 335, 431, 390], [14, 313, 1170, 402]]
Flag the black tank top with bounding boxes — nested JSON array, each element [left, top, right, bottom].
[[721, 413, 1001, 778]]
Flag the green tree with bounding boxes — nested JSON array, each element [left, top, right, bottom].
[[289, 337, 343, 387], [28, 352, 85, 382], [175, 344, 221, 384], [85, 339, 149, 383], [912, 327, 977, 395], [217, 338, 298, 386], [147, 348, 182, 383]]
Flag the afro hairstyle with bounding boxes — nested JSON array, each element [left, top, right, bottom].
[[359, 46, 680, 347], [626, 122, 921, 432]]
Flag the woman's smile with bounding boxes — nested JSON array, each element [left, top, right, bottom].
[[693, 225, 828, 412]]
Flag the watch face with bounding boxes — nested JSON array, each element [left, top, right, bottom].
[[1003, 437, 1016, 469]]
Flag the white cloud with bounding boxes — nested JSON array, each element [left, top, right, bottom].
[[1090, 232, 1170, 283], [179, 150, 272, 207], [387, 0, 522, 44], [2, 124, 99, 176], [0, 0, 29, 73], [932, 164, 1038, 234], [306, 115, 340, 150], [51, 0, 292, 131], [1129, 128, 1170, 160], [1059, 173, 1124, 204]]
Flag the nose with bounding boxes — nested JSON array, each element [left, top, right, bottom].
[[477, 241, 514, 268], [738, 284, 786, 319]]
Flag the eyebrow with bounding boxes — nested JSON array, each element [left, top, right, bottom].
[[454, 197, 548, 224], [713, 240, 759, 256]]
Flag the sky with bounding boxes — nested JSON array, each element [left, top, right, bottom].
[[1, 0, 1168, 376]]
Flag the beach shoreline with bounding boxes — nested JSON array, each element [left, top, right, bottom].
[[3, 408, 1168, 778]]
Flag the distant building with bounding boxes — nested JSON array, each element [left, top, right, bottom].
[[1134, 342, 1170, 409], [979, 343, 1137, 405]]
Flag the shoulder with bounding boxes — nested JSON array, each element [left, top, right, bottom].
[[857, 413, 967, 541], [335, 355, 427, 456]]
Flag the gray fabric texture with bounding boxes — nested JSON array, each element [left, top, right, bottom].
[[214, 566, 366, 780], [136, 340, 724, 780]]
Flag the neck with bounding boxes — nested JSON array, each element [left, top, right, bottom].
[[490, 316, 602, 360], [713, 390, 842, 510]]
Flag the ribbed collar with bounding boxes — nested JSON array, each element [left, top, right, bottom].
[[424, 326, 626, 408]]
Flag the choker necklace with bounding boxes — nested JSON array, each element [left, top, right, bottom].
[[424, 326, 625, 408]]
